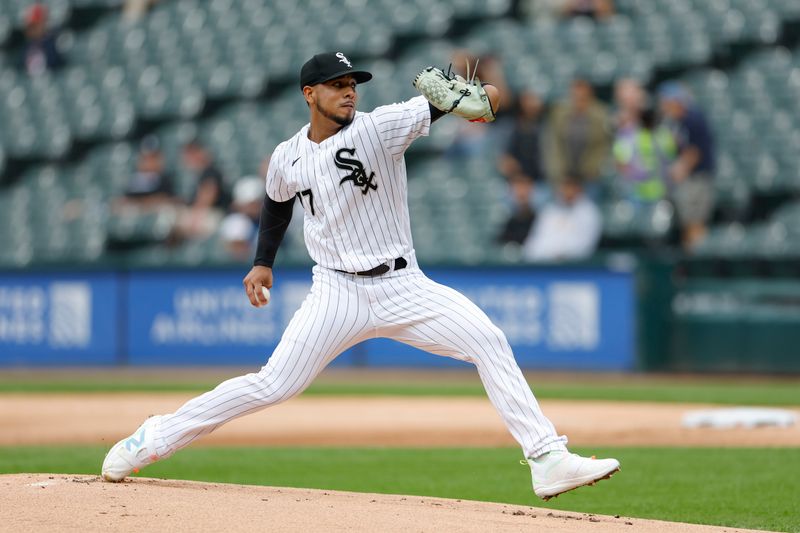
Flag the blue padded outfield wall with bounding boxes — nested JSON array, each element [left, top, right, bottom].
[[0, 267, 635, 370]]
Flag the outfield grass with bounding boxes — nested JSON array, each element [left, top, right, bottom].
[[1, 446, 796, 532], [1, 377, 798, 406]]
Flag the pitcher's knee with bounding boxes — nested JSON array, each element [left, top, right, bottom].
[[489, 325, 512, 351], [241, 368, 305, 406], [472, 325, 514, 361]]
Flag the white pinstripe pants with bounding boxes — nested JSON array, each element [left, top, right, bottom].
[[155, 265, 568, 459]]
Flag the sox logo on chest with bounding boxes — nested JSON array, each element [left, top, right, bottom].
[[334, 147, 377, 195]]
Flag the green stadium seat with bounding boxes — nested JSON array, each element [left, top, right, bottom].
[[0, 16, 11, 48], [108, 208, 178, 245], [773, 0, 800, 17], [123, 244, 171, 267], [742, 222, 793, 259], [602, 200, 674, 241]]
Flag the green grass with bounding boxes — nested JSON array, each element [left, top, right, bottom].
[[1, 378, 798, 406], [1, 446, 797, 532]]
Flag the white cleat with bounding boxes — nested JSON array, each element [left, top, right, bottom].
[[101, 416, 163, 482], [527, 450, 620, 501]]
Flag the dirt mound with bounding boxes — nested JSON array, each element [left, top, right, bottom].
[[2, 474, 766, 533]]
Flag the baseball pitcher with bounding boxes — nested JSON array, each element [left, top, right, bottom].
[[102, 52, 620, 501]]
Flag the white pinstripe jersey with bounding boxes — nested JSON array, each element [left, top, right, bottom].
[[265, 95, 431, 273]]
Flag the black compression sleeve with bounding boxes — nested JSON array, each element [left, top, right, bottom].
[[429, 103, 446, 123], [253, 194, 295, 267]]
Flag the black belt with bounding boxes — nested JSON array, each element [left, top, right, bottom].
[[336, 257, 407, 277]]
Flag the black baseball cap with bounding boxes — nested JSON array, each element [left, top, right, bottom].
[[299, 52, 372, 89]]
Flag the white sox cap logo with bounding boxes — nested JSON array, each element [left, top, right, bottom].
[[336, 52, 352, 68]]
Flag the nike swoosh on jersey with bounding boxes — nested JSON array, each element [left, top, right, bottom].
[[291, 156, 301, 166]]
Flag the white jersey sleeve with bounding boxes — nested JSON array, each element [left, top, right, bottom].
[[264, 147, 295, 202], [368, 95, 431, 159]]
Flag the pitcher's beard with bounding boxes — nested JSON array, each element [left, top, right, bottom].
[[319, 103, 354, 127]]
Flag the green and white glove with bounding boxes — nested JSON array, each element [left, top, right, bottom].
[[413, 66, 496, 123]]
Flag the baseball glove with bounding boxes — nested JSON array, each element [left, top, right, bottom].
[[413, 65, 496, 123]]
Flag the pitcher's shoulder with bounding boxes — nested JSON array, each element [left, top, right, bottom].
[[364, 96, 429, 123], [270, 129, 306, 167]]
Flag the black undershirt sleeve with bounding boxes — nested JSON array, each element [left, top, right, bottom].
[[253, 193, 296, 268], [428, 103, 446, 123]]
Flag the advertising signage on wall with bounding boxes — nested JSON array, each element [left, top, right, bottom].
[[359, 268, 634, 370], [0, 267, 634, 370], [125, 270, 320, 365], [0, 273, 120, 365]]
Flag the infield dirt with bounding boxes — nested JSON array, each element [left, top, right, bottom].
[[1, 474, 770, 533], [2, 394, 799, 447]]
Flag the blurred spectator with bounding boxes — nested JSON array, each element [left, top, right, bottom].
[[496, 173, 537, 246], [546, 79, 612, 198], [218, 176, 264, 259], [114, 136, 175, 211], [232, 176, 263, 225], [174, 139, 230, 240], [523, 177, 601, 262], [499, 91, 548, 203], [526, 0, 614, 20], [613, 107, 676, 205], [659, 82, 716, 250], [446, 51, 511, 158], [19, 4, 65, 76], [561, 0, 615, 19], [614, 78, 646, 131], [123, 0, 161, 22], [220, 213, 256, 260], [260, 158, 272, 179], [451, 50, 512, 112]]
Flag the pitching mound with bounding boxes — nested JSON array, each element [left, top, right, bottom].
[[2, 474, 762, 533]]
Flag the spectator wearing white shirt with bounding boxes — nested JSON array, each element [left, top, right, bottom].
[[218, 176, 265, 259], [523, 177, 601, 262]]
